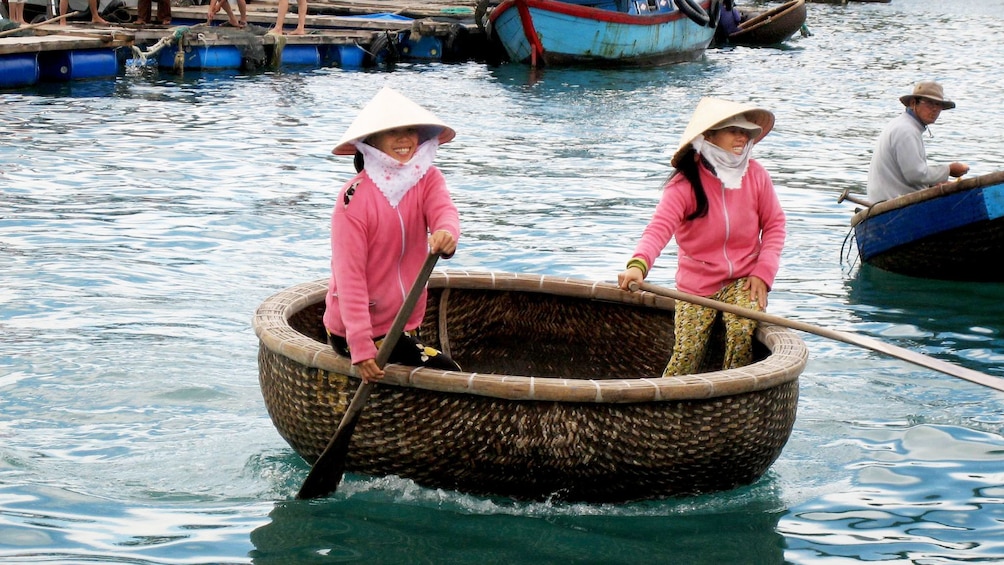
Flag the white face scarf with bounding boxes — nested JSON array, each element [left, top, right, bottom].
[[691, 134, 754, 190], [352, 138, 439, 207]]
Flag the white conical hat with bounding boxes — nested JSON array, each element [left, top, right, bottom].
[[671, 97, 775, 168], [332, 86, 456, 155]]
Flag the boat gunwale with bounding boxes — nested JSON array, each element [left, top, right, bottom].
[[729, 0, 806, 41], [851, 170, 1004, 227], [253, 271, 807, 404], [489, 0, 699, 27]]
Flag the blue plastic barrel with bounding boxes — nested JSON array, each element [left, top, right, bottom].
[[39, 49, 118, 81], [1, 53, 40, 88]]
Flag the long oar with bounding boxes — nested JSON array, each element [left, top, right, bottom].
[[0, 12, 82, 38], [297, 253, 440, 500], [635, 281, 1004, 392]]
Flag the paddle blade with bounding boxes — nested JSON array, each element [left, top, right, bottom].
[[295, 415, 361, 500], [294, 253, 440, 500]]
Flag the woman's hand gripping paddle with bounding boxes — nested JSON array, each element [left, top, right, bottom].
[[296, 253, 440, 500]]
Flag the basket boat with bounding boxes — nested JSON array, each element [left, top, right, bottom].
[[254, 271, 808, 503], [850, 170, 1004, 281], [723, 0, 807, 46]]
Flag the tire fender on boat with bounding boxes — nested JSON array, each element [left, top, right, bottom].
[[674, 0, 710, 27], [707, 0, 722, 28]]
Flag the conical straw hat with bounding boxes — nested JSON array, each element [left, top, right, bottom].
[[332, 86, 456, 155], [671, 97, 775, 168]]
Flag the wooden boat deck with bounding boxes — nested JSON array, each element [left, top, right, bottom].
[[1, 0, 485, 62]]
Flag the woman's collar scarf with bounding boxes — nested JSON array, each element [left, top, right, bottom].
[[352, 138, 439, 207], [691, 134, 754, 189]]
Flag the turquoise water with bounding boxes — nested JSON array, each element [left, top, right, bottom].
[[3, 0, 1004, 562]]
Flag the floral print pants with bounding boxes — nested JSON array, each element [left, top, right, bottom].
[[663, 278, 762, 377]]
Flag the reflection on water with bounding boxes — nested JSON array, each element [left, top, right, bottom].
[[783, 424, 1004, 562], [250, 482, 786, 564], [846, 266, 1004, 372]]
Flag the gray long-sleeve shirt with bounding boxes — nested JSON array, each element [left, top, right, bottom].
[[866, 110, 951, 202]]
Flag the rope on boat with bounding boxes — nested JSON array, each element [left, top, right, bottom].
[[267, 32, 287, 69], [839, 225, 859, 274], [130, 26, 191, 66]]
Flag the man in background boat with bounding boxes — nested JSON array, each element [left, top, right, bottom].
[[866, 81, 969, 202], [717, 0, 745, 37]]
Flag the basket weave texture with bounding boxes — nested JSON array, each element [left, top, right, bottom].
[[254, 272, 808, 502]]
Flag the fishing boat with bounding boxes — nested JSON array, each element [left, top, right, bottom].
[[254, 271, 808, 503], [716, 0, 806, 46], [482, 0, 721, 66], [843, 170, 1004, 282]]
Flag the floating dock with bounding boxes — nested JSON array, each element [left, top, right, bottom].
[[1, 0, 494, 88]]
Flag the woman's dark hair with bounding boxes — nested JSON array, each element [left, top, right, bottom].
[[353, 151, 364, 173], [672, 146, 710, 220]]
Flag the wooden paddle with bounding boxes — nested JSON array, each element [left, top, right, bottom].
[[634, 281, 1004, 392], [296, 252, 441, 500], [0, 12, 82, 38]]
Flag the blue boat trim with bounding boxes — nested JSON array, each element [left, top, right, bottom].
[[984, 184, 1004, 221], [849, 171, 1004, 281], [488, 0, 716, 66], [855, 189, 990, 260]]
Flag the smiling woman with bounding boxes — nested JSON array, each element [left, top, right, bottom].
[[323, 86, 462, 384], [365, 127, 422, 163]]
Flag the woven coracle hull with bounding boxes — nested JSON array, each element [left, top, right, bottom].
[[254, 272, 808, 503], [852, 171, 1004, 281]]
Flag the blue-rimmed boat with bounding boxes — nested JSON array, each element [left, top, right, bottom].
[[484, 0, 721, 66], [845, 170, 1004, 281]]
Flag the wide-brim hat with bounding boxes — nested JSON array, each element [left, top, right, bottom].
[[899, 81, 956, 110], [332, 86, 456, 155], [671, 97, 775, 168]]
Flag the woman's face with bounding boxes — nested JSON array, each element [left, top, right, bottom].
[[705, 126, 752, 155], [368, 127, 421, 163]]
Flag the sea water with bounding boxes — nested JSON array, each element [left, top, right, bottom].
[[3, 0, 1004, 562]]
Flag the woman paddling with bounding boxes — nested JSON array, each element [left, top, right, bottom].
[[618, 97, 786, 376]]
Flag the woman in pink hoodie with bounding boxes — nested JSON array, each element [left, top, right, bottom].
[[324, 87, 462, 383], [618, 98, 786, 377]]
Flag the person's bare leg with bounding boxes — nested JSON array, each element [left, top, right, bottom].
[[268, 0, 287, 34], [59, 0, 68, 24], [289, 0, 305, 34], [12, 2, 27, 24], [236, 0, 246, 26], [89, 0, 107, 23], [218, 0, 239, 26]]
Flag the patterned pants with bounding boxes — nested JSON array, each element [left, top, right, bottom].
[[329, 330, 462, 371], [663, 278, 762, 377]]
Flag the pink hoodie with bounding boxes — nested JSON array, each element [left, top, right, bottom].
[[323, 166, 460, 364], [632, 159, 785, 296]]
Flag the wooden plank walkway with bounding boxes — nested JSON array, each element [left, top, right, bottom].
[[1, 0, 498, 86], [0, 31, 131, 55]]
